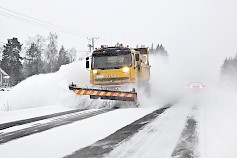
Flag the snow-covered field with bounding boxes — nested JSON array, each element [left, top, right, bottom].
[[0, 55, 237, 158]]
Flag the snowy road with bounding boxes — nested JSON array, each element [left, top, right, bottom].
[[0, 108, 113, 144], [0, 106, 156, 158], [0, 108, 87, 130], [103, 103, 194, 158], [0, 90, 199, 158], [0, 50, 236, 158], [65, 106, 170, 158]]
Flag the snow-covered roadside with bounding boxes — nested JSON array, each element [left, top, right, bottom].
[[0, 61, 90, 111], [0, 91, 4, 100], [199, 87, 237, 158], [0, 108, 156, 158], [104, 103, 193, 158]]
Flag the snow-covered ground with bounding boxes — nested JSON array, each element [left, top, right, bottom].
[[0, 55, 237, 158], [0, 108, 156, 158], [199, 86, 237, 158]]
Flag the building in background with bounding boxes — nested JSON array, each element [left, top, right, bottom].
[[0, 67, 10, 87]]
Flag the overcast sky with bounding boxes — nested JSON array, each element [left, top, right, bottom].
[[1, 0, 237, 81]]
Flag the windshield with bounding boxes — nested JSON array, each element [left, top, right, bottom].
[[92, 51, 132, 69]]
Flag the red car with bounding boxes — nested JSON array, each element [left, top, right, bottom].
[[186, 82, 205, 90]]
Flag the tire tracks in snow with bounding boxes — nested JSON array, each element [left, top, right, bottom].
[[0, 108, 87, 130], [0, 108, 114, 145], [65, 105, 171, 158], [171, 106, 199, 158]]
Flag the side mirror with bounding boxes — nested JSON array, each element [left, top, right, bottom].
[[86, 57, 89, 69], [135, 54, 139, 61], [86, 61, 89, 69]]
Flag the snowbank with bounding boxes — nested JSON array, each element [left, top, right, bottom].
[[199, 85, 237, 158], [0, 61, 90, 111]]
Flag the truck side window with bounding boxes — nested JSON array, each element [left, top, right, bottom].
[[132, 53, 136, 67]]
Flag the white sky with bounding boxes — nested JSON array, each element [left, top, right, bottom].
[[0, 0, 237, 81]]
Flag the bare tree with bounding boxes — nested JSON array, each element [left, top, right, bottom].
[[45, 32, 58, 72]]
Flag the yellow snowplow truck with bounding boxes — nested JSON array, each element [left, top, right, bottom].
[[69, 44, 150, 106]]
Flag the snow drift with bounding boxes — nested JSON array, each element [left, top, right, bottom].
[[0, 61, 89, 111]]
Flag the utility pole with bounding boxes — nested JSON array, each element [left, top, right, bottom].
[[87, 37, 99, 52]]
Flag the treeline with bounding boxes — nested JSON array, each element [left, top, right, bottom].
[[221, 54, 237, 81], [149, 43, 168, 56], [0, 33, 78, 85]]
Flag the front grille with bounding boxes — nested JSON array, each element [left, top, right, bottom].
[[95, 77, 129, 82]]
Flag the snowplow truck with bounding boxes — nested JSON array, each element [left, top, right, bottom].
[[69, 44, 150, 105]]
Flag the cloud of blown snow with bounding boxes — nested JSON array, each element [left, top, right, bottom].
[[0, 60, 135, 111], [142, 52, 237, 158], [141, 54, 210, 108], [0, 61, 91, 111]]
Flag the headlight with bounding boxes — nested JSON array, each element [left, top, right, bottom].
[[93, 70, 98, 74], [123, 67, 129, 73]]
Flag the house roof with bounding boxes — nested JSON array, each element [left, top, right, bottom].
[[0, 67, 9, 76]]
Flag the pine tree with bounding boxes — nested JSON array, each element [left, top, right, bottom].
[[155, 44, 160, 54], [1, 38, 23, 85], [24, 43, 42, 77], [221, 55, 237, 79], [159, 44, 168, 56], [25, 34, 47, 74], [153, 44, 168, 56], [0, 46, 3, 65], [160, 44, 164, 51], [150, 43, 154, 54], [57, 45, 69, 69]]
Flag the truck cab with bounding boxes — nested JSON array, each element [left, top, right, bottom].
[[86, 45, 150, 86]]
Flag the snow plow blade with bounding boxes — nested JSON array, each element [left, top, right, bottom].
[[69, 85, 137, 102]]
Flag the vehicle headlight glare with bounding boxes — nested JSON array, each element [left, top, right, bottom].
[[93, 70, 98, 74], [123, 67, 129, 73]]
